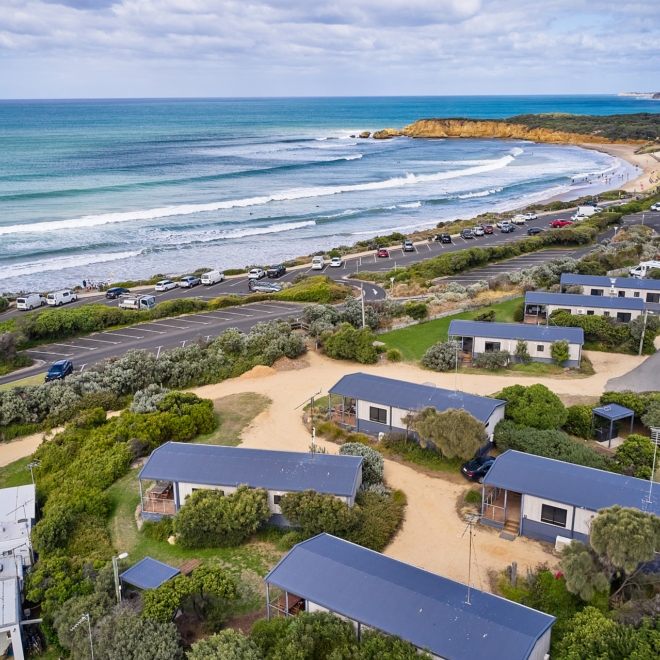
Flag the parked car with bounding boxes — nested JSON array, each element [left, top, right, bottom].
[[481, 225, 494, 234], [651, 203, 660, 212], [119, 296, 156, 311], [179, 276, 201, 288], [460, 229, 474, 239], [46, 290, 77, 306], [403, 241, 415, 252], [248, 280, 283, 293], [247, 268, 266, 280], [472, 226, 485, 236], [527, 227, 545, 236], [510, 215, 526, 225], [522, 212, 537, 220], [16, 293, 46, 311], [461, 456, 496, 484], [267, 264, 287, 278], [500, 224, 516, 233], [311, 257, 325, 270], [201, 270, 225, 285], [378, 248, 390, 258], [549, 219, 573, 228], [45, 359, 74, 382], [105, 287, 130, 299], [440, 233, 452, 243], [155, 280, 177, 292], [330, 257, 343, 267], [495, 220, 507, 229]]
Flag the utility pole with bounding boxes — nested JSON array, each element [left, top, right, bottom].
[[71, 614, 94, 660], [360, 284, 366, 328], [647, 427, 660, 506], [24, 460, 41, 485], [112, 553, 129, 604], [638, 309, 649, 356]]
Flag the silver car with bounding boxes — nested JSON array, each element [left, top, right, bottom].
[[155, 280, 177, 292], [249, 279, 282, 293]]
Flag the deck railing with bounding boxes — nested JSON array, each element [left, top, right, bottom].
[[142, 498, 176, 516]]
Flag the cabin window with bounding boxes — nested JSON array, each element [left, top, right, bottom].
[[603, 311, 611, 317], [618, 291, 625, 297], [634, 292, 640, 298], [485, 342, 501, 352], [541, 504, 568, 528], [617, 312, 631, 323], [646, 293, 660, 303], [587, 311, 595, 315], [590, 289, 604, 296], [369, 407, 387, 424], [273, 495, 282, 505], [536, 345, 544, 352]]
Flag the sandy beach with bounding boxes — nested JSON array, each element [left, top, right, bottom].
[[582, 143, 660, 194]]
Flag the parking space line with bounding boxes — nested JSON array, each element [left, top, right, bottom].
[[104, 332, 144, 339], [212, 310, 254, 317], [201, 314, 235, 321], [77, 337, 121, 345], [183, 319, 211, 325], [54, 343, 97, 351], [148, 322, 191, 329], [139, 328, 167, 334], [27, 349, 74, 357]]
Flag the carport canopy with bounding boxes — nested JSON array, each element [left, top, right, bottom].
[[591, 403, 635, 442], [120, 557, 180, 590]]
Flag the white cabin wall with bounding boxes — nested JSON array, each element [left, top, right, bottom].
[[573, 508, 598, 536], [523, 494, 574, 529]]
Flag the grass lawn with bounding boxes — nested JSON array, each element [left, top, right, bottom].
[[194, 392, 271, 446], [0, 456, 34, 489], [379, 296, 523, 361], [0, 373, 45, 390]]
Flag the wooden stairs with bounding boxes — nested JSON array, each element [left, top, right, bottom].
[[502, 492, 522, 538]]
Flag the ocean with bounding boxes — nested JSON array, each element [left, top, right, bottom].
[[1, 96, 657, 292]]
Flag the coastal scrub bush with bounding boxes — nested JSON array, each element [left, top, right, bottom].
[[129, 384, 170, 413], [499, 383, 568, 430], [0, 298, 7, 313], [494, 420, 611, 470], [402, 301, 428, 320], [514, 339, 532, 364], [550, 340, 570, 364], [420, 340, 458, 371], [339, 442, 384, 488], [412, 407, 487, 459], [386, 348, 402, 362], [322, 323, 378, 364], [141, 517, 175, 543], [599, 391, 647, 417], [175, 486, 271, 548], [563, 405, 594, 439], [473, 349, 510, 370], [613, 434, 656, 479], [188, 630, 262, 660]]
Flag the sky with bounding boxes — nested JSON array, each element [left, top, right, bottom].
[[1, 0, 659, 98]]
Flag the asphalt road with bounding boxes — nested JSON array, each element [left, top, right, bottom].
[[0, 301, 306, 387], [605, 352, 660, 393]]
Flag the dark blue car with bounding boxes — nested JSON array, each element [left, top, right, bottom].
[[461, 456, 496, 483], [45, 360, 74, 382]]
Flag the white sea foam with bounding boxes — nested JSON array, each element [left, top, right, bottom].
[[191, 221, 316, 243], [0, 250, 142, 280], [344, 154, 363, 161], [0, 155, 515, 236], [455, 188, 503, 199], [399, 201, 422, 208], [510, 147, 525, 156]]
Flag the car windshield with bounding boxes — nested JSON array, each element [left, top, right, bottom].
[[49, 365, 64, 373]]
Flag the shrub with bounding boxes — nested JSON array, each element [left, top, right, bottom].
[[339, 442, 384, 488], [175, 486, 271, 548], [0, 298, 7, 313], [499, 383, 568, 430], [142, 517, 174, 543], [412, 407, 487, 459], [513, 301, 525, 323], [322, 323, 378, 364], [563, 405, 594, 439], [464, 489, 482, 504], [188, 630, 262, 660], [494, 420, 611, 470], [614, 434, 656, 479], [600, 391, 647, 417], [403, 301, 428, 320], [0, 332, 17, 362], [514, 339, 532, 364], [386, 348, 402, 362], [473, 349, 510, 370], [348, 491, 405, 552], [551, 340, 571, 364], [420, 340, 458, 371], [474, 309, 496, 322], [130, 384, 170, 413]]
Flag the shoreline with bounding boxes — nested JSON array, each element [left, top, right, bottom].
[[580, 143, 659, 193]]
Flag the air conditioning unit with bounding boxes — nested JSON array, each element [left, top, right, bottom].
[[576, 308, 586, 315], [555, 535, 572, 552]]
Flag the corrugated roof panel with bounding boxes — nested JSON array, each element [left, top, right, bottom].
[[560, 274, 660, 291], [448, 320, 584, 344], [139, 444, 363, 497], [0, 578, 19, 627], [525, 292, 645, 310], [328, 373, 505, 422], [592, 403, 635, 421], [120, 557, 180, 590], [266, 534, 554, 660], [484, 450, 660, 516], [0, 485, 36, 523]]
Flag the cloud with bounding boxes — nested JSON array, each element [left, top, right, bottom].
[[0, 0, 659, 97]]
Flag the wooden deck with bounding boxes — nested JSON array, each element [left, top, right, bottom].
[[142, 498, 175, 515]]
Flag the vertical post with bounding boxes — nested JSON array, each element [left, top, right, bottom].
[[285, 591, 290, 617], [357, 622, 361, 642], [638, 310, 648, 356], [503, 489, 508, 524], [630, 415, 634, 435], [139, 480, 144, 514], [341, 396, 345, 424], [511, 561, 518, 588], [266, 583, 271, 620], [609, 419, 614, 449], [87, 615, 95, 660], [647, 428, 660, 505], [112, 556, 120, 604], [328, 393, 331, 420], [360, 284, 365, 328]]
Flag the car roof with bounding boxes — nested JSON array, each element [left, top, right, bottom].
[[50, 360, 69, 367]]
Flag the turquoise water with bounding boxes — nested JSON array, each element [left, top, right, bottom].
[[0, 96, 655, 291]]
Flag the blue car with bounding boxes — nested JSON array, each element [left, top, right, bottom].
[[461, 456, 496, 483], [45, 360, 74, 382]]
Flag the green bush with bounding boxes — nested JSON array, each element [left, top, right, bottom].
[[499, 383, 568, 430], [513, 301, 525, 323], [0, 298, 8, 312], [473, 350, 510, 370], [464, 489, 482, 504], [386, 348, 403, 362], [339, 442, 384, 487], [0, 421, 41, 442], [421, 340, 458, 371], [322, 323, 378, 364], [551, 340, 571, 364], [142, 517, 174, 543], [475, 309, 496, 322], [495, 420, 611, 470], [188, 630, 262, 660], [600, 391, 647, 417], [175, 486, 271, 549], [563, 405, 594, 439], [613, 434, 656, 479], [403, 301, 429, 320], [514, 339, 532, 364]]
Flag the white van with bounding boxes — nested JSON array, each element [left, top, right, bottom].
[[571, 206, 603, 221], [16, 293, 46, 311], [119, 296, 156, 311], [201, 270, 225, 285], [311, 256, 325, 270], [47, 290, 78, 307]]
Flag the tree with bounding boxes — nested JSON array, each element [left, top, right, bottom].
[[472, 350, 510, 370], [563, 405, 594, 439], [499, 383, 568, 430], [628, 314, 660, 354], [359, 631, 432, 660], [514, 339, 532, 364], [559, 541, 609, 602], [188, 629, 262, 660], [420, 341, 458, 372], [279, 490, 356, 538], [0, 333, 17, 362], [412, 407, 487, 459], [96, 609, 183, 660], [142, 574, 193, 623], [188, 565, 237, 621], [614, 434, 656, 479], [175, 486, 271, 549], [551, 340, 571, 364], [641, 400, 660, 429], [339, 442, 384, 488], [402, 301, 428, 320], [322, 323, 378, 364]]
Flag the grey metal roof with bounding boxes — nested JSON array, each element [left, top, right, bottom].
[[0, 485, 35, 523], [525, 291, 645, 310], [484, 450, 660, 516], [139, 444, 363, 498], [448, 320, 584, 345], [328, 373, 505, 423], [265, 534, 555, 660], [120, 557, 180, 590], [592, 403, 635, 422], [0, 578, 19, 628], [560, 273, 660, 291]]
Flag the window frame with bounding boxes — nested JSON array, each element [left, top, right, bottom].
[[536, 344, 544, 352], [484, 341, 501, 352], [616, 312, 632, 323], [273, 495, 282, 506], [369, 406, 388, 424], [590, 289, 604, 296], [540, 504, 568, 528]]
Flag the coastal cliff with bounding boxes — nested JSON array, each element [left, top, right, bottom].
[[373, 117, 650, 145]]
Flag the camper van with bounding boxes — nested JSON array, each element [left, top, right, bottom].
[[46, 290, 78, 306], [629, 261, 660, 279], [16, 293, 47, 310], [201, 270, 225, 285], [118, 296, 156, 311], [311, 256, 325, 270], [571, 205, 603, 221]]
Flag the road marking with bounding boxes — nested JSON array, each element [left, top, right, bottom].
[[148, 322, 191, 329], [27, 349, 74, 357], [104, 332, 144, 339], [54, 343, 97, 351], [372, 289, 379, 296], [213, 310, 254, 317], [183, 319, 211, 325], [200, 314, 234, 321], [77, 337, 121, 345], [139, 328, 167, 334]]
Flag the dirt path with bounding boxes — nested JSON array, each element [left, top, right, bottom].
[[0, 428, 62, 468]]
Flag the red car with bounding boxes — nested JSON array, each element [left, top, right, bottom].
[[482, 224, 494, 234], [549, 219, 573, 228], [378, 248, 389, 258]]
